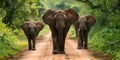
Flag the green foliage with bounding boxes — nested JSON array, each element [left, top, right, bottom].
[[38, 25, 50, 36], [0, 0, 42, 29], [88, 6, 120, 59], [115, 51, 120, 60], [89, 27, 120, 60], [0, 34, 18, 59], [0, 8, 6, 18], [0, 19, 27, 59], [88, 0, 120, 59], [55, 2, 70, 9], [68, 26, 76, 39]]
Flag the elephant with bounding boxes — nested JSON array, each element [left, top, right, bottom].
[[42, 8, 78, 54], [21, 21, 43, 50], [73, 15, 96, 49]]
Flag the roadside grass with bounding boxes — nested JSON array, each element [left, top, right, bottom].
[[68, 25, 120, 60], [68, 25, 76, 39], [38, 25, 50, 36]]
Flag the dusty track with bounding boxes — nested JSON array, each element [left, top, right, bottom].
[[13, 32, 98, 60]]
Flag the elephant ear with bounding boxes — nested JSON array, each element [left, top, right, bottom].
[[21, 21, 29, 36], [64, 8, 79, 25], [35, 21, 43, 36], [42, 9, 55, 26], [86, 15, 96, 27]]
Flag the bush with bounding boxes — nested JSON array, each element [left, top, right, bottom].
[[0, 34, 18, 59], [55, 2, 70, 9], [89, 26, 120, 59], [0, 19, 26, 59]]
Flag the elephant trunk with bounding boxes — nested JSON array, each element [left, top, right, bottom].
[[58, 28, 65, 52], [56, 20, 65, 29], [79, 29, 85, 41], [79, 22, 87, 41], [28, 28, 36, 39], [29, 29, 36, 35]]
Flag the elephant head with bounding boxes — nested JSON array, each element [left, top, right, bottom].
[[42, 8, 78, 54], [74, 15, 96, 49], [21, 21, 43, 50], [42, 8, 78, 27]]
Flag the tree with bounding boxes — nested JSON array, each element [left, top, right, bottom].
[[0, 0, 41, 29]]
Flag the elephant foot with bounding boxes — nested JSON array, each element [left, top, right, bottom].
[[77, 46, 82, 49], [58, 51, 65, 54], [84, 48, 88, 49], [84, 47, 88, 49], [32, 48, 36, 50], [28, 48, 32, 50], [52, 50, 58, 54]]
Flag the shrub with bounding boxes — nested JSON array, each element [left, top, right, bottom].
[[0, 19, 23, 59]]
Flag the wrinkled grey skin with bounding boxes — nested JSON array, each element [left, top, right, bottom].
[[21, 21, 43, 50], [42, 8, 78, 54], [74, 15, 96, 49]]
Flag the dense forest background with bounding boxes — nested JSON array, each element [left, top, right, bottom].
[[0, 0, 120, 60]]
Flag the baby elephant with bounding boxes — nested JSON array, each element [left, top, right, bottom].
[[21, 21, 43, 50], [74, 15, 96, 49]]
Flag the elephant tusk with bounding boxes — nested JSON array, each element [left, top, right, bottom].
[[63, 14, 67, 19], [85, 27, 87, 30], [53, 15, 57, 20], [79, 28, 87, 31], [79, 28, 80, 31]]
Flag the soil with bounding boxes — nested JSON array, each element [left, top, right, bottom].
[[8, 32, 111, 60]]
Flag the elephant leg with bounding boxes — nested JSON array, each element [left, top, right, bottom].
[[75, 26, 78, 38], [50, 26, 58, 54], [74, 27, 82, 49], [78, 30, 83, 49], [78, 38, 83, 49], [81, 39, 84, 48], [32, 37, 36, 50], [58, 26, 70, 54], [84, 40, 88, 49], [28, 38, 32, 50], [84, 32, 88, 49], [63, 26, 70, 40], [80, 29, 87, 49]]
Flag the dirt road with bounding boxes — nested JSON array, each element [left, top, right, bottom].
[[13, 32, 98, 60]]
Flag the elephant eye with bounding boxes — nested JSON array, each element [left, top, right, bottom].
[[34, 27, 37, 30], [85, 22, 88, 29], [54, 12, 57, 15], [34, 27, 36, 29], [85, 22, 88, 26], [28, 27, 30, 29], [62, 12, 66, 14]]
